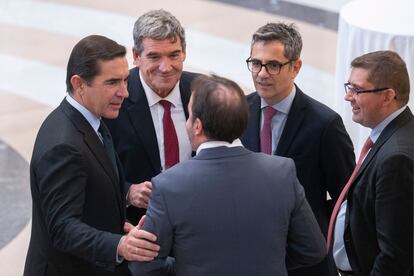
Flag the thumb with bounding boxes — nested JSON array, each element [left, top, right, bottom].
[[137, 215, 146, 230], [123, 222, 134, 233]]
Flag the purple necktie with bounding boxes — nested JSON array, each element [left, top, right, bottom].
[[326, 137, 374, 251], [159, 100, 179, 169], [260, 106, 278, 155]]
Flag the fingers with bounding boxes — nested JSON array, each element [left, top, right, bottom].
[[129, 182, 153, 208], [134, 229, 158, 243], [123, 222, 134, 234], [123, 239, 158, 262], [121, 228, 160, 262]]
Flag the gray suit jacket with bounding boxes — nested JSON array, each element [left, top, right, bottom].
[[131, 146, 326, 276]]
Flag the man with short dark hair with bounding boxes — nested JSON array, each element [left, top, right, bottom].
[[105, 9, 198, 226], [131, 74, 326, 276], [24, 35, 159, 276], [241, 22, 355, 276], [328, 50, 413, 276]]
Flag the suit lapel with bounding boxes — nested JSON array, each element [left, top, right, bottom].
[[127, 68, 162, 172], [179, 72, 192, 119], [353, 107, 413, 182], [60, 100, 123, 214], [243, 93, 261, 152], [276, 86, 307, 156]]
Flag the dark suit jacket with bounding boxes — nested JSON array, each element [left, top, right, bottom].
[[131, 146, 327, 276], [105, 67, 198, 225], [24, 99, 130, 276], [344, 107, 414, 276], [241, 86, 355, 276]]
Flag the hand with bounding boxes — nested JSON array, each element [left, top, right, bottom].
[[128, 181, 152, 208], [118, 216, 160, 261]]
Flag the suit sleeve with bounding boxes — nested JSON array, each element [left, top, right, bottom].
[[371, 153, 413, 275], [321, 114, 355, 201], [286, 165, 327, 269], [34, 144, 121, 265], [130, 178, 175, 276]]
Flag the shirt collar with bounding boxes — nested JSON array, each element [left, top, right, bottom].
[[196, 139, 243, 155], [260, 85, 296, 114], [139, 71, 181, 107], [370, 105, 407, 143], [65, 95, 100, 132]]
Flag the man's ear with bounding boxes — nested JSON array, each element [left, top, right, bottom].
[[70, 75, 84, 95], [132, 48, 140, 66], [291, 58, 302, 78], [193, 118, 203, 136], [383, 88, 397, 105]]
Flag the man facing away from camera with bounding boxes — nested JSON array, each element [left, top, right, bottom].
[[131, 74, 326, 276]]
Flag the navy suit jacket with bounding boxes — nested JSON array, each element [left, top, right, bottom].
[[132, 146, 326, 276], [241, 86, 355, 276], [24, 99, 130, 276], [105, 67, 198, 225], [345, 107, 413, 276]]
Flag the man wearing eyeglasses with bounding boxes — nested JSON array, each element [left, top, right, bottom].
[[328, 50, 413, 276], [241, 22, 355, 276]]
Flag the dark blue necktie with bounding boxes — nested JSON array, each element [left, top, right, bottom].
[[98, 121, 119, 178]]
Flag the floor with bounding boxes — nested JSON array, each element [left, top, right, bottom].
[[0, 0, 351, 274]]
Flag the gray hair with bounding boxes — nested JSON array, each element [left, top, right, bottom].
[[133, 9, 186, 54], [251, 22, 302, 61]]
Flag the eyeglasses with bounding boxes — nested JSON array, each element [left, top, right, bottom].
[[246, 58, 292, 75], [344, 82, 389, 95]]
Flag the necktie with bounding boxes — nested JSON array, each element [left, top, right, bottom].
[[159, 100, 179, 169], [326, 137, 374, 251], [98, 121, 119, 177], [260, 106, 278, 155]]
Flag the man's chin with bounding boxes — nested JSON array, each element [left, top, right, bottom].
[[103, 111, 120, 120]]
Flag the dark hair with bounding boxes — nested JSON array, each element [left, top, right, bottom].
[[251, 22, 302, 61], [66, 35, 126, 93], [190, 74, 248, 143], [351, 50, 410, 106]]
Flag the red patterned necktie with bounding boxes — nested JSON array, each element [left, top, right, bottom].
[[159, 100, 179, 169], [326, 136, 374, 251], [260, 106, 278, 155]]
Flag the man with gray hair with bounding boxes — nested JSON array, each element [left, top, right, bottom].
[[240, 22, 355, 276], [105, 10, 199, 227]]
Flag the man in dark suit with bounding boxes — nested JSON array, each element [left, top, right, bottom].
[[105, 9, 198, 225], [328, 50, 413, 276], [131, 74, 326, 276], [24, 35, 159, 276], [240, 22, 355, 276]]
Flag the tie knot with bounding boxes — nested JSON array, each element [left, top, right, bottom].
[[360, 137, 373, 156], [159, 100, 172, 111], [98, 121, 109, 136], [263, 106, 277, 121]]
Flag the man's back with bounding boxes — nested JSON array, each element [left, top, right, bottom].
[[134, 146, 326, 276]]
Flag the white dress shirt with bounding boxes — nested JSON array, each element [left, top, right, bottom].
[[333, 105, 408, 271], [196, 139, 243, 155], [140, 72, 192, 171], [260, 86, 296, 154]]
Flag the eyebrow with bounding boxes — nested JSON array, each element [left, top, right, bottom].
[[146, 49, 182, 56], [104, 76, 128, 84], [250, 58, 283, 63]]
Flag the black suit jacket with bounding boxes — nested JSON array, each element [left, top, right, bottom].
[[105, 67, 198, 225], [24, 99, 130, 276], [345, 107, 414, 276], [241, 86, 355, 276]]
